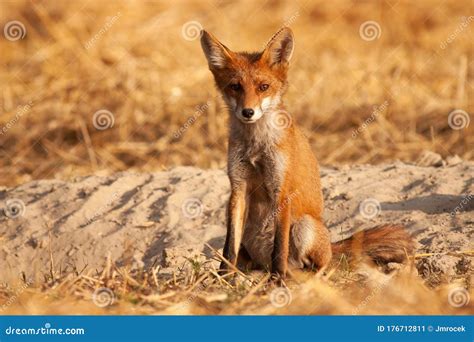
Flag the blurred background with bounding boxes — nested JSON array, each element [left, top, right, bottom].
[[1, 0, 472, 186]]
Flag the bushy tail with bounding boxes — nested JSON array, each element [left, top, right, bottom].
[[331, 224, 414, 264]]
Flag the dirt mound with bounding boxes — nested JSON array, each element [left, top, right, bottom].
[[1, 162, 472, 284]]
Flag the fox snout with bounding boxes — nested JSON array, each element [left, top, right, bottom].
[[233, 97, 275, 124], [237, 107, 263, 124], [232, 97, 265, 124], [241, 108, 254, 119]]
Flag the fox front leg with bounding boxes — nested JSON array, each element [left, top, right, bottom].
[[271, 196, 291, 278], [220, 182, 247, 272]]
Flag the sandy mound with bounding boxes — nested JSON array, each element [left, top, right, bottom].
[[1, 161, 472, 284]]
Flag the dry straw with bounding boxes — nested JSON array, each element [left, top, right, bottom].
[[0, 0, 472, 186], [0, 0, 472, 315]]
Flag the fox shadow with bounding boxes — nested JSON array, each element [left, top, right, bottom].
[[381, 193, 473, 215], [328, 193, 473, 233]]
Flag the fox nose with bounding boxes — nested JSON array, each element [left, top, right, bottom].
[[242, 108, 254, 119]]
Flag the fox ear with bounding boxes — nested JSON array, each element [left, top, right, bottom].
[[263, 27, 294, 66], [200, 30, 234, 70]]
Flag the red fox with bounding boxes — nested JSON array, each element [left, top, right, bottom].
[[200, 27, 413, 278]]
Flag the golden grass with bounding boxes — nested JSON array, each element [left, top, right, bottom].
[[0, 0, 473, 186], [1, 249, 472, 315], [0, 0, 472, 315]]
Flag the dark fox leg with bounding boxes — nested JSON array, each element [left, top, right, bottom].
[[236, 244, 256, 272]]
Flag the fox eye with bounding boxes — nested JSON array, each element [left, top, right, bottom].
[[259, 83, 269, 91], [230, 83, 241, 91]]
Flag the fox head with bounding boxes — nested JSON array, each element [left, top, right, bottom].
[[200, 28, 294, 124]]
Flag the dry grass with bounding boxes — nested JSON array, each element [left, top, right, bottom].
[[0, 0, 473, 315], [1, 249, 472, 315], [0, 0, 473, 186]]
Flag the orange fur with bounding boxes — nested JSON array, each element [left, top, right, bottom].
[[332, 224, 414, 264]]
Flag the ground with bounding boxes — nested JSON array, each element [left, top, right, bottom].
[[1, 157, 472, 314]]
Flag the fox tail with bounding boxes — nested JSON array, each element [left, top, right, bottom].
[[331, 224, 414, 264]]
